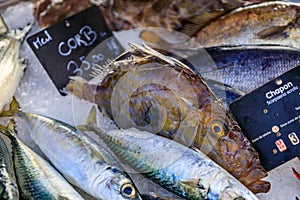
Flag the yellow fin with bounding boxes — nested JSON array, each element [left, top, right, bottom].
[[0, 119, 17, 138], [0, 97, 21, 117], [76, 106, 97, 131], [87, 106, 97, 127]]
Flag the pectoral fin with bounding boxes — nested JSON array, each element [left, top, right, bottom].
[[257, 25, 290, 40], [180, 179, 205, 190], [180, 12, 225, 36]]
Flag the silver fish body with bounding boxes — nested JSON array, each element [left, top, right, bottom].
[[200, 45, 300, 93], [19, 112, 141, 200], [0, 135, 18, 199], [0, 120, 84, 200], [0, 24, 31, 111], [89, 113, 258, 200]]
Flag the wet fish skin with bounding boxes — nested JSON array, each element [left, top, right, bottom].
[[2, 98, 142, 200], [0, 23, 31, 112], [87, 107, 258, 200], [197, 2, 300, 48], [201, 45, 300, 93], [0, 135, 18, 199], [140, 32, 300, 95], [0, 120, 84, 200]]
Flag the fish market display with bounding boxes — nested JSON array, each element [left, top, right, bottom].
[[0, 22, 31, 112], [33, 0, 272, 32], [1, 98, 142, 200], [197, 1, 300, 47], [0, 127, 18, 199], [86, 106, 259, 200], [66, 44, 270, 194], [0, 119, 84, 200]]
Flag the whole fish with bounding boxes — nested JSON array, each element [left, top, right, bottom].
[[0, 119, 84, 200], [197, 1, 300, 47], [33, 0, 272, 32], [66, 44, 270, 194], [140, 30, 300, 94], [1, 98, 142, 200], [86, 106, 259, 200], [0, 130, 18, 199], [0, 22, 31, 112]]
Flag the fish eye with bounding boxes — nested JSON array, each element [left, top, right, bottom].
[[121, 183, 136, 197], [210, 121, 224, 137]]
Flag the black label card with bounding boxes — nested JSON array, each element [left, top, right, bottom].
[[230, 66, 300, 171], [27, 6, 124, 95]]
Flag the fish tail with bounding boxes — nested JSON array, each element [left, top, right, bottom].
[[0, 97, 22, 118], [6, 22, 33, 42], [0, 119, 17, 139], [76, 106, 98, 131], [66, 76, 98, 103], [87, 106, 97, 127]]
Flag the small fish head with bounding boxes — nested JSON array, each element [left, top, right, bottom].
[[209, 174, 258, 200], [98, 167, 142, 200]]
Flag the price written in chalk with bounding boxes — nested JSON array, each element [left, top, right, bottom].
[[27, 6, 124, 95]]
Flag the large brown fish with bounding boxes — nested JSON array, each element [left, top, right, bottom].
[[66, 44, 270, 194], [197, 1, 300, 47], [34, 0, 272, 34]]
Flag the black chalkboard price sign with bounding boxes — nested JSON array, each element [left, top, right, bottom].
[[27, 6, 124, 95], [230, 66, 300, 171]]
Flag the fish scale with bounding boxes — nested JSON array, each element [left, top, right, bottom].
[[86, 105, 258, 200], [0, 135, 18, 200], [0, 98, 142, 200], [66, 44, 270, 194], [0, 23, 31, 111], [0, 120, 85, 200]]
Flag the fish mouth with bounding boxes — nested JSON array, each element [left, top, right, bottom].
[[208, 129, 270, 194], [200, 112, 270, 194]]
